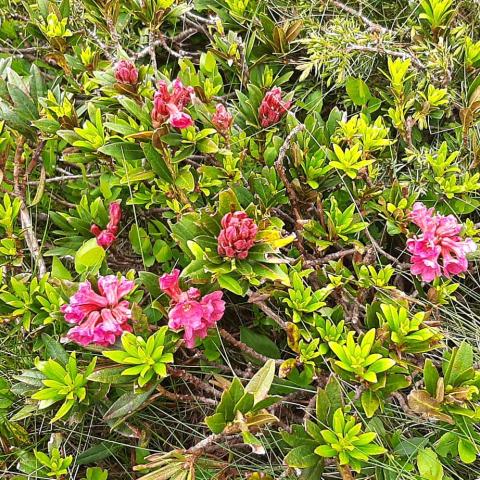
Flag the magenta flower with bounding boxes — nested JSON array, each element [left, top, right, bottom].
[[407, 202, 476, 282], [159, 269, 225, 348], [114, 60, 138, 85], [217, 211, 258, 260], [211, 103, 233, 133], [151, 79, 194, 129], [62, 275, 135, 346], [91, 202, 122, 249], [258, 87, 291, 128], [159, 269, 184, 302]]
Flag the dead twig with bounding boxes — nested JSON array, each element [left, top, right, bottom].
[[304, 248, 357, 267], [247, 291, 287, 329], [329, 0, 395, 35], [219, 329, 283, 367], [346, 44, 426, 70], [13, 138, 46, 277]]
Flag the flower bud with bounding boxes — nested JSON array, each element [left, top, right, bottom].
[[217, 211, 258, 260], [258, 87, 291, 128], [115, 60, 138, 85], [211, 103, 233, 133]]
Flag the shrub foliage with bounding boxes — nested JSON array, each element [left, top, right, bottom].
[[1, 0, 480, 479]]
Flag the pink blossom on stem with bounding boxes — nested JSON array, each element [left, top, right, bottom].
[[211, 103, 233, 133], [217, 211, 258, 260], [114, 60, 138, 85], [151, 79, 194, 129], [62, 275, 135, 346], [258, 87, 291, 128], [407, 202, 476, 282], [159, 270, 225, 348], [91, 202, 122, 249]]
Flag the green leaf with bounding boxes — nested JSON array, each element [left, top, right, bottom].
[[424, 359, 439, 397], [74, 238, 105, 274], [240, 327, 281, 359], [205, 412, 226, 434], [346, 77, 371, 106], [443, 342, 473, 387], [245, 359, 276, 403], [218, 274, 246, 296], [51, 257, 73, 281], [41, 334, 68, 366], [77, 443, 121, 465], [285, 445, 319, 468], [103, 388, 155, 421], [458, 438, 477, 464], [88, 366, 131, 384], [361, 390, 380, 418], [175, 168, 195, 192], [417, 448, 444, 480], [98, 142, 144, 161], [143, 143, 173, 182]]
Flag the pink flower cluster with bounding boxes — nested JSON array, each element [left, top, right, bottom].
[[159, 269, 225, 348], [258, 87, 291, 128], [211, 103, 233, 134], [62, 275, 135, 346], [91, 202, 122, 249], [114, 60, 138, 85], [151, 79, 194, 129], [217, 211, 258, 260], [407, 202, 476, 282]]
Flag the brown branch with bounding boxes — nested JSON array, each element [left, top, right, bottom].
[[27, 172, 102, 185], [13, 138, 46, 277], [155, 385, 217, 406], [304, 248, 357, 267], [329, 0, 395, 35], [219, 329, 283, 367], [364, 228, 409, 269], [167, 366, 221, 398], [274, 123, 306, 254], [346, 44, 426, 70], [247, 291, 287, 329]]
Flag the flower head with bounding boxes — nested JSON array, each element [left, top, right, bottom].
[[91, 202, 122, 249], [258, 87, 291, 128], [211, 103, 233, 133], [217, 211, 258, 260], [62, 275, 135, 346], [151, 79, 194, 129], [407, 202, 476, 282], [159, 269, 184, 302], [159, 270, 225, 348], [114, 60, 138, 85]]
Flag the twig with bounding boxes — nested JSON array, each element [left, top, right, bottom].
[[219, 329, 283, 367], [187, 433, 241, 455], [168, 366, 221, 398], [329, 0, 395, 35], [346, 44, 426, 70], [364, 228, 409, 269], [274, 123, 306, 253], [155, 385, 217, 406], [247, 291, 287, 329], [304, 248, 357, 267], [27, 173, 102, 185], [13, 138, 46, 277], [148, 30, 158, 70]]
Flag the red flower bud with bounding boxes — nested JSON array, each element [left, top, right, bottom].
[[217, 211, 258, 260], [115, 60, 138, 85], [211, 103, 233, 133], [91, 202, 122, 249], [258, 87, 291, 128], [151, 79, 194, 129]]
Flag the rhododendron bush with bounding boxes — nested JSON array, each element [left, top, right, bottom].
[[2, 0, 480, 479]]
